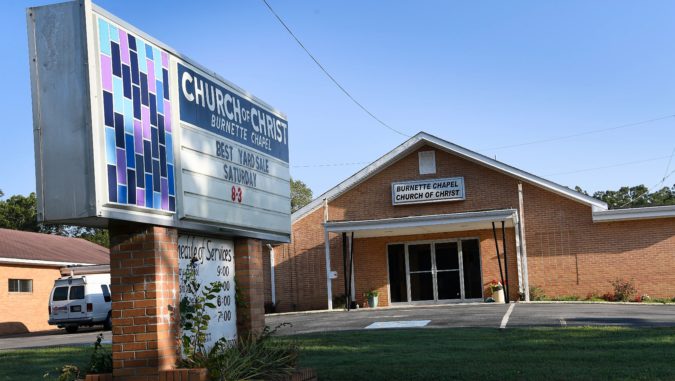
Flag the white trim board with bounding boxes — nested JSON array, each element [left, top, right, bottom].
[[593, 205, 675, 222], [0, 257, 97, 267]]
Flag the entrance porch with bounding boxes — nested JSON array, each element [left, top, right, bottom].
[[323, 209, 529, 309]]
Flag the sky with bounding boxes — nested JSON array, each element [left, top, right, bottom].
[[2, 0, 675, 200]]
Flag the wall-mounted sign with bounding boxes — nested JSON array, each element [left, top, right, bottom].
[[28, 2, 290, 242], [391, 177, 465, 205], [178, 235, 236, 349]]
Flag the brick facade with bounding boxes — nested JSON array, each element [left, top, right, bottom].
[[234, 238, 266, 336], [109, 223, 180, 381], [270, 144, 675, 312]]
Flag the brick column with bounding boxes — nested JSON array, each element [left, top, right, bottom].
[[234, 238, 265, 336], [109, 223, 180, 380]]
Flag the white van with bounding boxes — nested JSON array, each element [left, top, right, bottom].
[[48, 268, 112, 333]]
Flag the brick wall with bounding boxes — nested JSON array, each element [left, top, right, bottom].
[[0, 264, 61, 334], [522, 182, 675, 298], [109, 224, 180, 380], [271, 144, 675, 311], [234, 238, 265, 336]]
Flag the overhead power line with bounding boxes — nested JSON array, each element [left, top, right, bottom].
[[292, 161, 369, 168], [544, 154, 674, 177], [261, 0, 410, 137], [617, 144, 675, 208], [482, 114, 675, 152]]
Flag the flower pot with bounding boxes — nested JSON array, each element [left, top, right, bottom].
[[493, 289, 505, 304], [368, 295, 379, 308]]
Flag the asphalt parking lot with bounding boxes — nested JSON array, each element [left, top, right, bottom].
[[1, 302, 674, 349], [266, 302, 675, 335], [0, 326, 108, 351]]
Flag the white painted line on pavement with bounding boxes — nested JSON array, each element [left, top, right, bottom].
[[500, 303, 516, 329], [365, 320, 431, 329]]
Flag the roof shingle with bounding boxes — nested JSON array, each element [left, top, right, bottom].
[[0, 228, 109, 265]]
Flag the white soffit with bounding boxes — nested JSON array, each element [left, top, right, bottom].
[[593, 205, 675, 222], [324, 209, 517, 238], [292, 132, 608, 223]]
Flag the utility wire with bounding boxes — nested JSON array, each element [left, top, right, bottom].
[[662, 146, 675, 183], [481, 114, 675, 152], [261, 0, 410, 138], [293, 161, 369, 168], [544, 154, 674, 177], [617, 166, 675, 209]]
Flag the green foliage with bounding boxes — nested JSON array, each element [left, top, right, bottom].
[[43, 364, 80, 381], [179, 258, 223, 366], [86, 333, 112, 375], [0, 191, 110, 247], [611, 278, 638, 302], [578, 184, 675, 209], [207, 324, 299, 381], [0, 192, 39, 231], [364, 290, 379, 298], [529, 285, 547, 301], [43, 333, 112, 380], [290, 178, 313, 213]]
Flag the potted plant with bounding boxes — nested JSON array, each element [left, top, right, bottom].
[[488, 280, 505, 303], [364, 289, 379, 308]]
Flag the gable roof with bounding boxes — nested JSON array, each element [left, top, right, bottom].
[[293, 131, 608, 223], [0, 228, 109, 266]]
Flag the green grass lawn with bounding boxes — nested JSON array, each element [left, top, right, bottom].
[[282, 327, 675, 381], [2, 327, 675, 381], [0, 346, 94, 381]]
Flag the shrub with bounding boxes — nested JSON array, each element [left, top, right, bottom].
[[556, 295, 580, 301], [87, 333, 112, 375], [529, 285, 546, 301], [207, 324, 299, 381], [610, 278, 637, 302], [43, 365, 80, 381], [601, 292, 615, 302], [332, 294, 347, 309]]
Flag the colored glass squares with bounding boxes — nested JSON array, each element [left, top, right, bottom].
[[97, 17, 175, 213]]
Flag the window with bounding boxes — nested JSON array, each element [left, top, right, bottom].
[[101, 285, 111, 302], [418, 151, 436, 174], [69, 285, 85, 300], [53, 286, 68, 301], [8, 279, 33, 293]]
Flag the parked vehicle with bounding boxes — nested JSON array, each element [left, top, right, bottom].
[[48, 266, 111, 333]]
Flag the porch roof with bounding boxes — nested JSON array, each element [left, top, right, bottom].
[[324, 209, 517, 238]]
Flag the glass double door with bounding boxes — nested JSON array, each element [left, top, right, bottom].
[[388, 239, 483, 303]]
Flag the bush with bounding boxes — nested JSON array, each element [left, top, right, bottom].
[[206, 324, 299, 381], [332, 294, 347, 310], [556, 295, 580, 301], [529, 285, 547, 301], [86, 333, 112, 375], [610, 278, 637, 302]]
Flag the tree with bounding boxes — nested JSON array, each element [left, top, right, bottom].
[[580, 184, 675, 209], [0, 191, 110, 247], [0, 189, 4, 198], [0, 192, 39, 231], [290, 178, 313, 213]]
